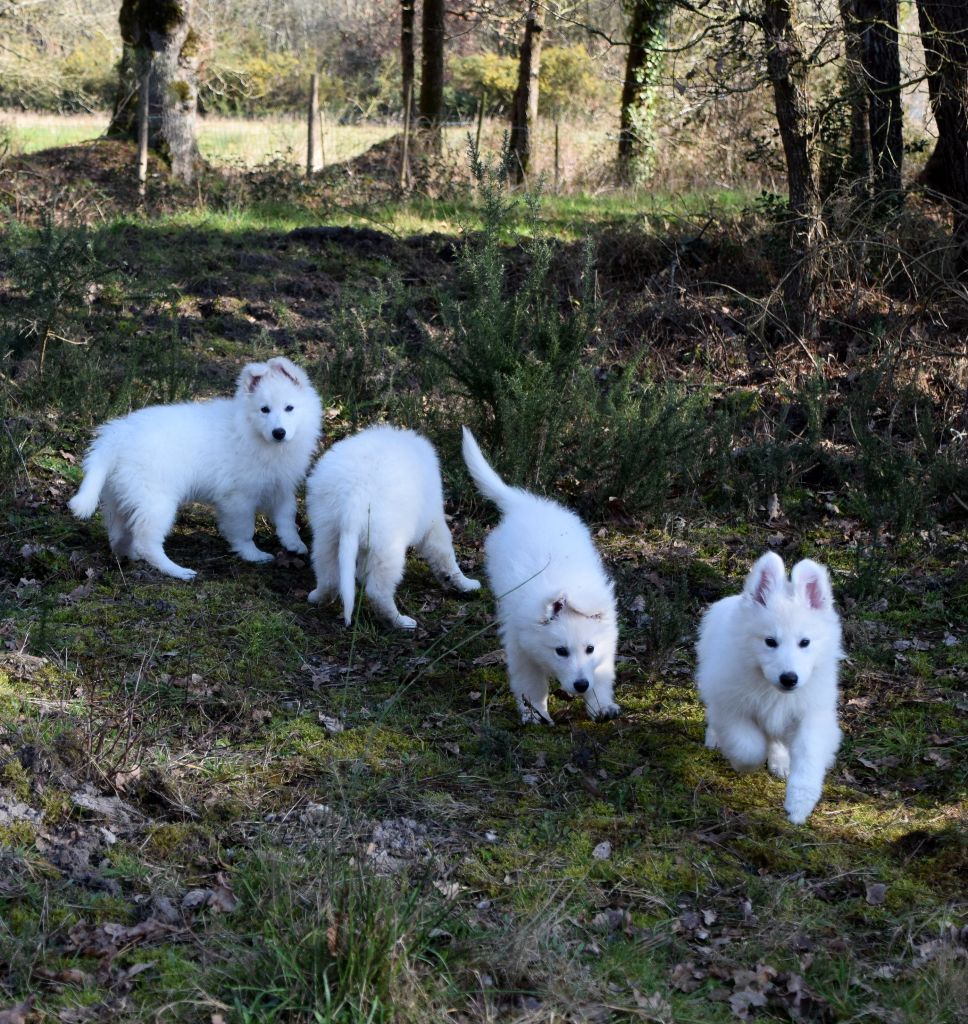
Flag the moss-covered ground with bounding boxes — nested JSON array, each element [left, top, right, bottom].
[[0, 148, 965, 1022]]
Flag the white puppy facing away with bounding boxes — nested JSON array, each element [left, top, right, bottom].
[[69, 356, 322, 580], [306, 425, 480, 630], [461, 428, 620, 725], [696, 551, 844, 824]]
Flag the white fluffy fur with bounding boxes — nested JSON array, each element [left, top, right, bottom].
[[696, 551, 844, 824], [306, 425, 480, 629], [69, 356, 322, 580], [461, 427, 619, 725]]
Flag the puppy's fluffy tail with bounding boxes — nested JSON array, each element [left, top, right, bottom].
[[461, 427, 514, 511], [338, 528, 360, 627], [68, 448, 111, 519]]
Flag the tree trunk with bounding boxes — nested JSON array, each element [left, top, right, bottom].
[[761, 0, 821, 335], [861, 0, 903, 198], [401, 0, 416, 120], [839, 0, 872, 186], [509, 0, 545, 184], [617, 0, 671, 186], [419, 0, 446, 152], [916, 0, 968, 274], [838, 0, 903, 201], [107, 0, 201, 184]]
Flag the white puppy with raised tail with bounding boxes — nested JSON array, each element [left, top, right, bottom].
[[696, 551, 844, 824], [461, 427, 620, 725], [69, 356, 322, 580], [306, 425, 480, 629]]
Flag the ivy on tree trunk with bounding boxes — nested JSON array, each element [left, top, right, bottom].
[[617, 0, 671, 186], [107, 0, 201, 184]]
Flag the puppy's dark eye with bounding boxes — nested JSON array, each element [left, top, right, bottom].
[[555, 646, 569, 657], [765, 637, 778, 648], [585, 645, 594, 654], [285, 405, 294, 412], [799, 638, 810, 648], [261, 406, 270, 414]]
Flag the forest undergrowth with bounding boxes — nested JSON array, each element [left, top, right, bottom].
[[0, 142, 965, 1022]]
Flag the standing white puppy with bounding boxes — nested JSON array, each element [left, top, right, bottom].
[[69, 356, 322, 580], [306, 425, 480, 629], [461, 428, 620, 724], [696, 551, 844, 824]]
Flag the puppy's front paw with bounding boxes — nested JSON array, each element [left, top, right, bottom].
[[457, 576, 482, 592], [240, 548, 275, 563], [591, 702, 621, 722], [784, 786, 819, 825], [307, 588, 322, 604], [520, 707, 554, 726], [284, 539, 309, 556], [394, 615, 418, 630], [170, 567, 197, 581]]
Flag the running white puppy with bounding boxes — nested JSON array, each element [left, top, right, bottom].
[[306, 425, 480, 629], [461, 427, 620, 725], [696, 551, 844, 824], [69, 356, 322, 580]]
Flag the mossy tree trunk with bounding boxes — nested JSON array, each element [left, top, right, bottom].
[[916, 0, 968, 276], [107, 0, 201, 184], [508, 0, 545, 185], [761, 0, 821, 335], [419, 0, 446, 153], [617, 0, 671, 186]]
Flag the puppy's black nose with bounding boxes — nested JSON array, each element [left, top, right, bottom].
[[573, 678, 590, 694], [779, 672, 798, 690], [272, 427, 286, 441]]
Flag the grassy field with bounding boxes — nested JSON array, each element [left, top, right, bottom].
[[1, 111, 617, 187], [0, 158, 965, 1023]]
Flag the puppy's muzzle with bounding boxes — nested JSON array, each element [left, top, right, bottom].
[[573, 678, 590, 694], [272, 427, 287, 441], [779, 672, 798, 690]]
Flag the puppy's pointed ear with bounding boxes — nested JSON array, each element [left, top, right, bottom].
[[541, 594, 567, 623], [267, 356, 306, 387], [791, 559, 833, 611], [237, 361, 269, 395], [743, 551, 785, 607]]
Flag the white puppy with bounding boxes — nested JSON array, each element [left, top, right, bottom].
[[306, 425, 480, 629], [69, 356, 322, 580], [696, 551, 844, 824], [461, 428, 620, 725]]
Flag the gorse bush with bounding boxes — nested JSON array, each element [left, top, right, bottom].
[[434, 147, 715, 516]]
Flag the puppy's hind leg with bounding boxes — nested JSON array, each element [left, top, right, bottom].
[[418, 516, 480, 593], [129, 502, 196, 580], [307, 520, 340, 605], [363, 541, 416, 630], [507, 644, 553, 725], [101, 489, 134, 560]]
